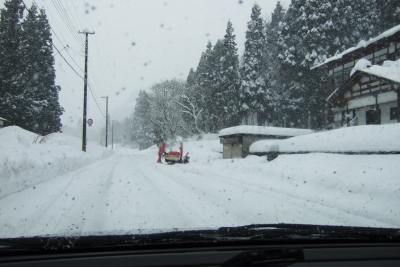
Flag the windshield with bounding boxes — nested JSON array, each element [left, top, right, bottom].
[[0, 0, 399, 243]]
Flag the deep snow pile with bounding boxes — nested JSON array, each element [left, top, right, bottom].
[[250, 124, 400, 154], [0, 126, 112, 198]]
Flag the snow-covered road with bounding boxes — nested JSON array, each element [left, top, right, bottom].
[[1, 144, 399, 238]]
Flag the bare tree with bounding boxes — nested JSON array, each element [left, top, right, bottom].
[[149, 79, 187, 141], [175, 95, 203, 135]]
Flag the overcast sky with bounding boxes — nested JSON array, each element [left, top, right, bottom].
[[1, 0, 291, 129]]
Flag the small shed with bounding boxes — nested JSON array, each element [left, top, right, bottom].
[[219, 126, 314, 159], [0, 117, 7, 129]]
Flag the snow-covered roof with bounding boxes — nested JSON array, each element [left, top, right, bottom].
[[359, 59, 400, 83], [0, 117, 7, 121], [312, 24, 400, 69], [327, 59, 400, 103], [219, 126, 314, 137], [250, 124, 400, 154], [350, 58, 372, 76]]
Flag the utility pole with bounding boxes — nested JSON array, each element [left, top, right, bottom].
[[79, 30, 95, 152], [112, 120, 116, 149], [101, 96, 109, 147]]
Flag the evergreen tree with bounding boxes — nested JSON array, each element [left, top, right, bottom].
[[345, 0, 380, 44], [240, 4, 268, 125], [21, 5, 63, 135], [190, 21, 241, 132], [204, 39, 225, 131], [278, 0, 343, 129], [379, 0, 400, 31], [186, 68, 196, 88], [181, 68, 204, 135], [218, 20, 241, 128], [0, 1, 63, 134], [131, 90, 155, 149], [0, 0, 29, 128], [264, 1, 287, 126], [193, 41, 214, 132]]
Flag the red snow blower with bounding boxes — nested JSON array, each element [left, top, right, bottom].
[[157, 142, 189, 164]]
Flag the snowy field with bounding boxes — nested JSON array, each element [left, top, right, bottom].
[[0, 126, 399, 238]]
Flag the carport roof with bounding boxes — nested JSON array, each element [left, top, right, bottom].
[[219, 126, 314, 137]]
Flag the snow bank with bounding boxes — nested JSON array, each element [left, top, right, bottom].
[[184, 139, 222, 162], [219, 126, 314, 137], [249, 140, 281, 153], [250, 124, 400, 154], [0, 126, 113, 198]]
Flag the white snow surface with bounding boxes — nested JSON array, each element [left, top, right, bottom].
[[250, 124, 400, 153], [0, 126, 400, 238], [219, 126, 314, 137]]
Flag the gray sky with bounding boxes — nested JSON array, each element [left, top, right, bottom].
[[1, 0, 291, 129]]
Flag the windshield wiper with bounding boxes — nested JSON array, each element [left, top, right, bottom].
[[0, 230, 221, 252], [216, 223, 400, 241], [0, 224, 399, 252]]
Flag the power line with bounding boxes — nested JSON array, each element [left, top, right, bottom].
[[88, 84, 106, 118], [64, 0, 84, 31], [91, 37, 108, 96], [52, 44, 84, 79], [31, 1, 86, 82], [48, 0, 106, 115], [21, 0, 105, 118], [84, 3, 108, 97], [53, 0, 83, 45], [62, 47, 106, 116], [34, 0, 70, 47], [65, 48, 84, 72], [51, 0, 84, 47], [55, 0, 81, 35]]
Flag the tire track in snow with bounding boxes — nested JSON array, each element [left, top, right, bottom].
[[0, 164, 95, 237], [129, 161, 219, 229], [151, 164, 274, 226], [0, 155, 124, 237], [181, 164, 397, 227]]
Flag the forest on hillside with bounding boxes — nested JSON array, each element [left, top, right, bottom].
[[128, 0, 400, 149]]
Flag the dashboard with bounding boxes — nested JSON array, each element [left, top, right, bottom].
[[1, 242, 400, 266]]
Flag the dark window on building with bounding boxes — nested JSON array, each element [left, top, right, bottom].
[[366, 109, 381, 124], [390, 107, 399, 120]]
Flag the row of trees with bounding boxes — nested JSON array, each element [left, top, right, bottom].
[[129, 0, 400, 149], [0, 0, 63, 135]]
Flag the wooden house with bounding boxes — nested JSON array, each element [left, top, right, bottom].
[[312, 25, 400, 128], [327, 60, 400, 127], [219, 126, 314, 159]]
